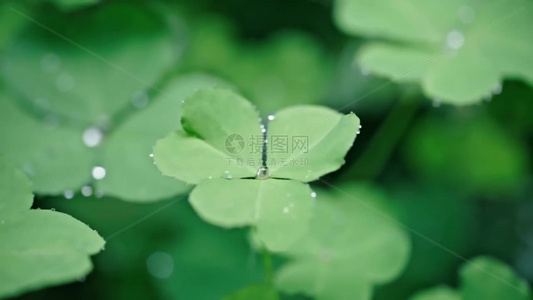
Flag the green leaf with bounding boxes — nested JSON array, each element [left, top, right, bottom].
[[403, 111, 529, 196], [0, 160, 33, 217], [335, 0, 533, 104], [0, 4, 202, 201], [275, 184, 411, 300], [190, 179, 315, 251], [267, 106, 359, 181], [410, 256, 531, 300], [153, 88, 263, 184], [96, 75, 228, 201], [460, 256, 530, 300], [154, 89, 358, 250], [0, 161, 104, 298], [410, 286, 461, 300], [0, 95, 93, 194], [223, 285, 279, 300], [2, 3, 176, 123]]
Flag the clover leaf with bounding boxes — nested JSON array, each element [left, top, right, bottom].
[[0, 160, 104, 298], [0, 3, 232, 201], [410, 256, 531, 300], [153, 88, 359, 251], [0, 3, 193, 201], [334, 0, 533, 105], [275, 184, 411, 300]]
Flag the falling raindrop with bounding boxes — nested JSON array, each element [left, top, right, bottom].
[[64, 190, 74, 199], [131, 91, 149, 109], [446, 30, 465, 50], [146, 251, 174, 279], [256, 166, 270, 179], [83, 127, 103, 148], [81, 186, 93, 197], [56, 73, 75, 92], [268, 115, 276, 121], [92, 166, 106, 180]]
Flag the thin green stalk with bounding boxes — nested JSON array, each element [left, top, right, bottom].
[[263, 249, 274, 286]]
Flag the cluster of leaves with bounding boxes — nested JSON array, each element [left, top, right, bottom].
[[334, 0, 533, 104], [1, 0, 532, 299]]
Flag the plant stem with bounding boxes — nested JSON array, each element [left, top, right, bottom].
[[342, 89, 421, 180], [263, 249, 274, 285]]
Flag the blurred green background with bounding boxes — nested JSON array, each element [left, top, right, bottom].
[[0, 0, 532, 299]]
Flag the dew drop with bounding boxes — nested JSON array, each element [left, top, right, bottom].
[[64, 190, 74, 199], [256, 166, 270, 179], [356, 130, 360, 135], [0, 220, 4, 225], [208, 176, 213, 179], [146, 251, 174, 279], [56, 73, 75, 92], [41, 53, 60, 73], [446, 30, 465, 50], [283, 207, 289, 213], [149, 153, 154, 158], [131, 91, 149, 109], [458, 6, 476, 24], [267, 115, 276, 121], [83, 127, 103, 148], [360, 66, 370, 76], [81, 185, 93, 197], [432, 98, 441, 107], [311, 192, 317, 198], [92, 166, 106, 180], [493, 83, 503, 95], [359, 125, 362, 129], [50, 208, 56, 211]]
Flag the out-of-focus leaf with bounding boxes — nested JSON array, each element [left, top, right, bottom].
[[276, 184, 411, 300], [182, 16, 331, 114], [334, 0, 533, 104], [403, 110, 529, 196], [223, 285, 279, 300], [410, 256, 531, 300], [0, 94, 93, 194], [2, 3, 176, 123], [410, 286, 461, 300], [190, 179, 315, 251], [0, 3, 200, 202], [375, 185, 475, 300], [0, 160, 104, 298], [0, 73, 223, 201]]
